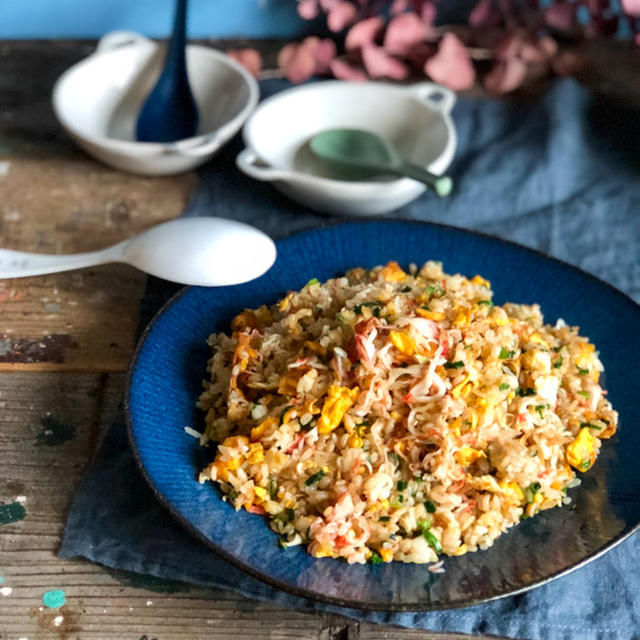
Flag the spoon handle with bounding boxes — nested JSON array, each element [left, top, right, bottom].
[[0, 246, 121, 279], [397, 162, 453, 197]]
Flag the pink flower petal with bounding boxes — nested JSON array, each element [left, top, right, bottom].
[[424, 33, 475, 91], [390, 0, 410, 15], [420, 1, 437, 24], [226, 48, 262, 78], [309, 37, 338, 73], [297, 0, 319, 20], [383, 12, 427, 55], [469, 0, 502, 27], [278, 42, 316, 84], [483, 58, 527, 95], [329, 58, 368, 81], [361, 44, 409, 79], [544, 2, 577, 30], [319, 0, 341, 10], [327, 2, 358, 31], [621, 0, 640, 15], [345, 16, 384, 50]]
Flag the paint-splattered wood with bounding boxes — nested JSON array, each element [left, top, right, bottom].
[[0, 372, 492, 640]]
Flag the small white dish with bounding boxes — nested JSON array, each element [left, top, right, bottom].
[[53, 31, 259, 176], [236, 80, 457, 216]]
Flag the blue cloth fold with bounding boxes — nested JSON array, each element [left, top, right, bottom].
[[60, 78, 640, 640]]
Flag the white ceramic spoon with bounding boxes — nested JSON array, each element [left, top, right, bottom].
[[0, 217, 276, 286]]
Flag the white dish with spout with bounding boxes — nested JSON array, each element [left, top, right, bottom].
[[53, 31, 259, 176], [236, 80, 457, 216]]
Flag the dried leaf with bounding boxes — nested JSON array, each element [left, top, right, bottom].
[[278, 37, 337, 83], [621, 0, 640, 15], [309, 37, 338, 73], [330, 58, 368, 81], [327, 1, 358, 31], [390, 0, 410, 15], [297, 0, 319, 20], [483, 57, 527, 94], [226, 48, 263, 78], [345, 16, 384, 50], [424, 33, 475, 91], [544, 2, 577, 30], [362, 44, 410, 79], [420, 1, 437, 23], [383, 12, 427, 55], [278, 42, 316, 83], [469, 0, 502, 27]]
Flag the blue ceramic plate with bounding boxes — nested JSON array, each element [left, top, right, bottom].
[[126, 220, 640, 611]]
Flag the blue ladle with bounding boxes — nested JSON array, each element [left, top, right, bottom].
[[136, 0, 198, 143]]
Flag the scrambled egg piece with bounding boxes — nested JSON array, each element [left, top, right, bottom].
[[251, 416, 277, 441], [415, 308, 445, 321], [317, 385, 359, 434], [389, 330, 416, 357], [379, 261, 406, 282], [567, 427, 597, 471], [455, 446, 486, 467], [471, 275, 491, 288]]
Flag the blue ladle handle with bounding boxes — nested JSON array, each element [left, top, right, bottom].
[[136, 0, 199, 143]]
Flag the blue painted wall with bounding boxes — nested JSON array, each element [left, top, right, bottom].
[[0, 0, 307, 39]]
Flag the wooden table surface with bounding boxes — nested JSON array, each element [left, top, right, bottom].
[[0, 40, 508, 640]]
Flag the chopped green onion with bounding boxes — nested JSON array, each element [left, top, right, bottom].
[[305, 470, 326, 486], [396, 480, 408, 491], [534, 404, 549, 419], [305, 278, 320, 287], [576, 366, 589, 376], [425, 501, 436, 513], [422, 530, 442, 553], [397, 495, 404, 504], [278, 538, 288, 549], [389, 451, 400, 468], [426, 284, 445, 297], [228, 489, 239, 501], [525, 482, 541, 503], [580, 421, 602, 430], [577, 390, 590, 398], [354, 301, 383, 314], [553, 357, 563, 368], [579, 460, 591, 471], [335, 313, 346, 324], [463, 344, 474, 350], [444, 361, 464, 369], [477, 300, 494, 307], [516, 387, 536, 397], [279, 405, 293, 425], [499, 347, 515, 359], [499, 383, 510, 391], [268, 478, 278, 500], [378, 516, 391, 522], [369, 551, 383, 564], [417, 519, 432, 532], [401, 286, 412, 293]]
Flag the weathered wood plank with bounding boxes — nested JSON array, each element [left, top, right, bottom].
[[0, 158, 196, 372], [0, 372, 495, 639]]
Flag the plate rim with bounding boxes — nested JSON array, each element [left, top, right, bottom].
[[125, 217, 640, 611]]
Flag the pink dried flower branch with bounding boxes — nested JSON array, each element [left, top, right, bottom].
[[227, 0, 640, 95]]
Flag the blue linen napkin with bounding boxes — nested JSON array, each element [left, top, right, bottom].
[[60, 77, 640, 640]]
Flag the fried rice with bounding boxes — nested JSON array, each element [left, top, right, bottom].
[[197, 261, 618, 565]]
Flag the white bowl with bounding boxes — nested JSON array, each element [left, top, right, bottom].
[[236, 80, 457, 216], [52, 31, 259, 176]]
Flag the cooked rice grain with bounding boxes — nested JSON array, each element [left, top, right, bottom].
[[197, 261, 618, 565]]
